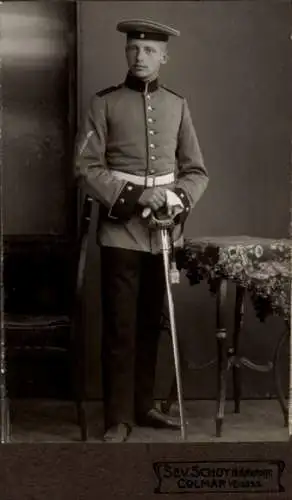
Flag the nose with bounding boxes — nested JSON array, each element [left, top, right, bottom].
[[136, 48, 144, 63]]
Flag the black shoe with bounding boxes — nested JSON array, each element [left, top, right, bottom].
[[136, 408, 181, 430], [103, 423, 131, 443]]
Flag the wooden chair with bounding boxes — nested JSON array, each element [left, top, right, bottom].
[[2, 195, 94, 442]]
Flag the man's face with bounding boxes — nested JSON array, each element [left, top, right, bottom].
[[125, 39, 168, 81]]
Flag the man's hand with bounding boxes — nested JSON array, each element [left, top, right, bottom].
[[138, 187, 167, 212]]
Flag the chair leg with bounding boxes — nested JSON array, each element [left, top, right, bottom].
[[0, 396, 11, 443], [75, 399, 88, 441], [73, 359, 88, 440], [72, 333, 88, 441]]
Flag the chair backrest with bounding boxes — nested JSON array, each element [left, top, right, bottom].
[[4, 196, 94, 319], [4, 236, 74, 317]]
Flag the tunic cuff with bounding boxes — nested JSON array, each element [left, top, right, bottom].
[[108, 182, 144, 221], [173, 187, 191, 224]]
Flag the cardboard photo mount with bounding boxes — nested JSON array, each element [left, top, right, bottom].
[[0, 1, 291, 499]]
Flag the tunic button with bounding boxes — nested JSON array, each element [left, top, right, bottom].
[[149, 169, 155, 174], [149, 130, 154, 135], [146, 94, 151, 99], [180, 193, 184, 198], [147, 105, 153, 111], [186, 207, 189, 212], [148, 118, 153, 123], [150, 155, 156, 161], [120, 198, 125, 204], [127, 185, 133, 191], [150, 144, 155, 149]]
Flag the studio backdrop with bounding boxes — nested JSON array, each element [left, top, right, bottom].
[[1, 1, 291, 401], [77, 1, 291, 401]]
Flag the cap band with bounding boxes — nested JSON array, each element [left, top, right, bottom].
[[127, 31, 168, 42]]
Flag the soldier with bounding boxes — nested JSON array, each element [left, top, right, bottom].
[[75, 19, 209, 442]]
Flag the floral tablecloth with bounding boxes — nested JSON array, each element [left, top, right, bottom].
[[176, 236, 291, 323]]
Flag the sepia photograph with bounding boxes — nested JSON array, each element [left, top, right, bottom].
[[1, 0, 291, 454]]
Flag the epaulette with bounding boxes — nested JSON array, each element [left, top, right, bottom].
[[96, 84, 123, 97], [161, 85, 184, 99]]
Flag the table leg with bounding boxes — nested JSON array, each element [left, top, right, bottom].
[[273, 324, 289, 427], [216, 278, 228, 438], [231, 285, 245, 414]]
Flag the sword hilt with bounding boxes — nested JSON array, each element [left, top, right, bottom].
[[142, 207, 175, 230]]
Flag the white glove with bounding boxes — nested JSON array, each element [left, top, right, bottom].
[[165, 190, 184, 213]]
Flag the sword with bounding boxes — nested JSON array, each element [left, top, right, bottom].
[[142, 207, 187, 440]]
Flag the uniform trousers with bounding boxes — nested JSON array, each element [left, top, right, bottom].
[[100, 246, 166, 429]]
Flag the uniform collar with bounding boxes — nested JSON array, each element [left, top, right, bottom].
[[124, 72, 159, 93]]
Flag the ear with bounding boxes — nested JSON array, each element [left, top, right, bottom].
[[161, 52, 169, 65]]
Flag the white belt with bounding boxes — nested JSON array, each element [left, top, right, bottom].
[[111, 170, 175, 187]]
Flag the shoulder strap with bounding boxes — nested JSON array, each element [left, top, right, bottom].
[[96, 84, 123, 97]]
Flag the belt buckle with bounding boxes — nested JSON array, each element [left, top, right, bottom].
[[146, 176, 155, 188]]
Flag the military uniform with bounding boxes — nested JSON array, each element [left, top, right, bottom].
[[75, 72, 207, 252], [74, 19, 209, 438]]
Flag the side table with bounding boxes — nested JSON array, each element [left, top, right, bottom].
[[164, 236, 291, 438]]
